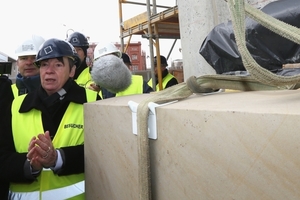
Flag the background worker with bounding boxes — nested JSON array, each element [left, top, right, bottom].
[[101, 52, 154, 98], [67, 31, 92, 88], [148, 55, 178, 91], [85, 43, 120, 94], [12, 35, 45, 97], [89, 42, 126, 97], [0, 38, 100, 199], [91, 43, 153, 98], [116, 53, 153, 95]]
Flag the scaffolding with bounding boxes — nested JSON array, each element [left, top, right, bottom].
[[118, 0, 180, 91]]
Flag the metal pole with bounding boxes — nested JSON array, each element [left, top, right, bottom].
[[147, 0, 156, 92], [121, 0, 170, 9], [118, 0, 124, 51], [166, 39, 177, 60]]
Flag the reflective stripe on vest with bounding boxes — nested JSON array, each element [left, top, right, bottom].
[[42, 180, 84, 200], [9, 190, 39, 200], [99, 90, 103, 99], [75, 67, 92, 88], [9, 180, 84, 200], [147, 73, 175, 91], [116, 75, 143, 97], [10, 89, 97, 200]]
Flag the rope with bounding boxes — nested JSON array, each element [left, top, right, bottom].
[[228, 0, 300, 87], [136, 1, 300, 199], [137, 82, 192, 200]]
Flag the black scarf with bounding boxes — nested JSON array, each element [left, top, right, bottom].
[[38, 78, 73, 109], [15, 73, 41, 95]]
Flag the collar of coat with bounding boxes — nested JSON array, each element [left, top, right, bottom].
[[18, 79, 90, 113]]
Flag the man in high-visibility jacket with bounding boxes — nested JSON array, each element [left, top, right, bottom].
[[0, 38, 101, 200], [88, 43, 153, 98], [1, 36, 45, 199], [11, 35, 45, 97], [101, 52, 153, 99], [147, 55, 178, 91]]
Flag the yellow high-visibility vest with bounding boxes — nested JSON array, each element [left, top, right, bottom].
[[75, 67, 91, 89], [116, 75, 143, 97], [11, 83, 18, 98], [10, 89, 97, 200], [147, 73, 175, 91]]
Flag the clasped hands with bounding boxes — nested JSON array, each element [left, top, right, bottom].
[[26, 131, 57, 171]]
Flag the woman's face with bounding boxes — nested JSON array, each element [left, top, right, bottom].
[[39, 57, 75, 95]]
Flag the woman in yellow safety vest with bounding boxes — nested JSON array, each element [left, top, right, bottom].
[[0, 38, 100, 200]]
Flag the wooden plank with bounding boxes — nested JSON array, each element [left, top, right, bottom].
[[123, 11, 149, 30]]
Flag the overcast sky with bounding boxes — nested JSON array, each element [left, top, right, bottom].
[[0, 0, 182, 66]]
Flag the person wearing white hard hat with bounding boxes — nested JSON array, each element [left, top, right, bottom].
[[92, 43, 153, 99], [12, 35, 45, 97], [116, 53, 153, 96], [87, 42, 124, 94], [93, 42, 122, 61], [1, 36, 44, 199]]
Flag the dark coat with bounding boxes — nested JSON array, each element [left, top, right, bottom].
[[0, 75, 13, 199]]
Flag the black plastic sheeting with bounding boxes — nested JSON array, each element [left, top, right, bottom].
[[199, 0, 300, 75]]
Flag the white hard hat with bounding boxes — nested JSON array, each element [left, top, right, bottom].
[[93, 42, 121, 61], [15, 35, 45, 57]]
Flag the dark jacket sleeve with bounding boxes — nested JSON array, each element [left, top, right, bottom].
[[0, 181, 9, 200], [0, 75, 13, 123], [0, 75, 13, 198], [57, 145, 84, 175], [0, 77, 34, 183]]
